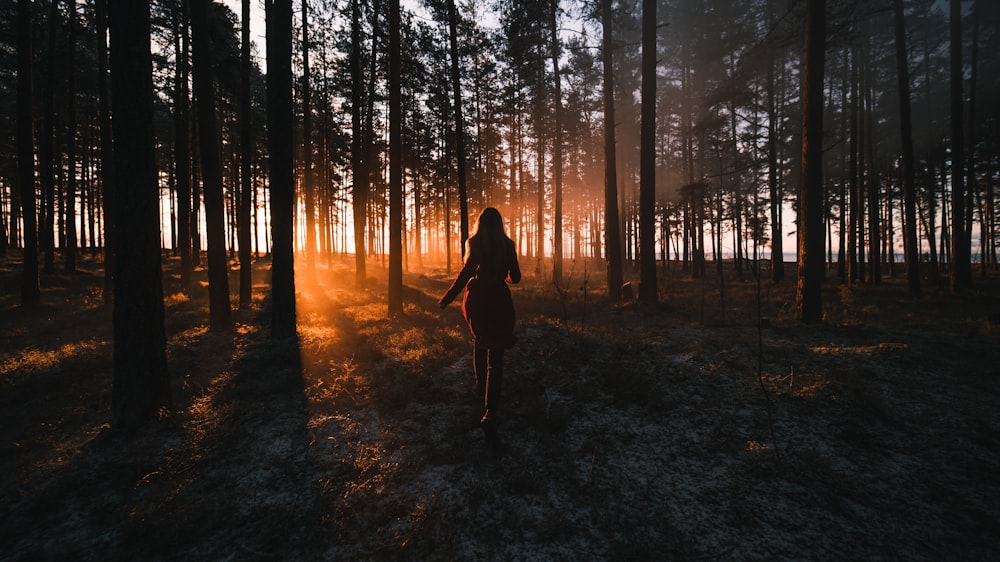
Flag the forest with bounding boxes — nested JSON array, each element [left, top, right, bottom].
[[2, 0, 999, 559]]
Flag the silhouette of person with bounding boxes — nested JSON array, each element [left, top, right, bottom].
[[439, 207, 521, 448]]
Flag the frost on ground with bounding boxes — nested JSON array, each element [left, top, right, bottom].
[[1, 258, 999, 560]]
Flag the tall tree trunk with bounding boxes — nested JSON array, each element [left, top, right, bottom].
[[388, 0, 403, 316], [239, 0, 253, 307], [966, 0, 980, 275], [350, 0, 367, 288], [796, 0, 826, 324], [17, 0, 40, 306], [847, 47, 859, 284], [864, 38, 880, 285], [892, 0, 920, 293], [447, 0, 470, 259], [362, 0, 382, 272], [301, 0, 317, 279], [41, 0, 59, 275], [949, 0, 971, 290], [602, 0, 623, 300], [65, 0, 78, 274], [767, 0, 783, 283], [637, 0, 657, 303], [109, 0, 170, 431], [2, 165, 9, 256], [98, 0, 115, 303], [174, 0, 192, 291], [836, 47, 848, 282], [535, 93, 545, 274], [986, 132, 995, 270], [925, 161, 939, 280], [267, 0, 297, 338], [192, 0, 232, 330], [855, 44, 866, 284], [191, 108, 202, 266], [549, 0, 564, 287]]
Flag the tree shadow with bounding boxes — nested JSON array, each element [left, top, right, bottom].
[[110, 308, 320, 558]]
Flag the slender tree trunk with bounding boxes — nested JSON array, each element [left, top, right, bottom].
[[864, 39, 881, 285], [192, 0, 232, 330], [350, 0, 367, 288], [925, 161, 940, 280], [967, 1, 980, 275], [238, 0, 253, 307], [174, 0, 192, 291], [94, 0, 115, 298], [602, 0, 623, 300], [847, 47, 859, 284], [638, 0, 657, 303], [447, 0, 469, 259], [192, 110, 202, 266], [41, 0, 59, 275], [109, 0, 170, 431], [536, 98, 545, 274], [550, 0, 564, 287], [65, 0, 78, 274], [95, 0, 115, 304], [388, 0, 403, 316], [362, 0, 381, 272], [836, 47, 848, 281], [856, 44, 867, 283], [1, 170, 9, 256], [892, 0, 920, 293], [267, 0, 296, 338], [986, 132, 995, 270], [940, 161, 950, 268], [17, 0, 40, 306], [950, 0, 971, 290], [767, 0, 784, 283], [796, 0, 826, 324], [301, 0, 317, 280]]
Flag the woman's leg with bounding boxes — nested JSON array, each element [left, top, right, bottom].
[[483, 349, 504, 423], [473, 344, 488, 406]]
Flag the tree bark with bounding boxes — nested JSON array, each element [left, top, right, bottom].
[[97, 0, 115, 303], [17, 0, 40, 306], [796, 0, 826, 323], [41, 0, 58, 275], [949, 0, 971, 290], [892, 0, 920, 293], [109, 0, 170, 431], [350, 0, 368, 288], [966, 0, 980, 276], [767, 38, 783, 283], [549, 0, 564, 287], [602, 0, 623, 300], [388, 0, 403, 316], [174, 0, 193, 291], [301, 0, 317, 279], [267, 0, 297, 338], [239, 0, 253, 307], [447, 0, 470, 259], [192, 0, 232, 330], [65, 0, 78, 274], [864, 37, 880, 285], [637, 0, 657, 303]]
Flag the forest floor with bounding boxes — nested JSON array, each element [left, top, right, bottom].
[[2, 250, 999, 560]]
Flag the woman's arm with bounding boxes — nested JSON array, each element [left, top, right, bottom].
[[439, 250, 478, 307]]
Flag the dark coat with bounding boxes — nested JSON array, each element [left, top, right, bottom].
[[440, 238, 521, 349]]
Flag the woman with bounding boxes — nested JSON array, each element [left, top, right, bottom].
[[439, 207, 521, 447]]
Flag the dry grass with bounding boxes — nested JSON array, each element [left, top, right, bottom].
[[1, 251, 999, 560]]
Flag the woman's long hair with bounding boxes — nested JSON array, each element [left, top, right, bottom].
[[466, 207, 510, 275]]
